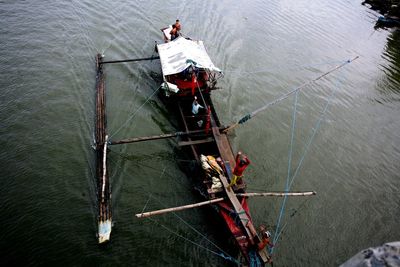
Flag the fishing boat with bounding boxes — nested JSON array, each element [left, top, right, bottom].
[[153, 32, 270, 265], [92, 23, 356, 265]]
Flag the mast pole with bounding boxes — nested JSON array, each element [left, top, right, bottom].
[[224, 56, 359, 133]]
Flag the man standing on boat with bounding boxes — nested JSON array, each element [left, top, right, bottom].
[[258, 225, 274, 266], [192, 96, 204, 127], [228, 151, 250, 190], [170, 24, 178, 41], [175, 19, 181, 32], [192, 96, 203, 115], [169, 19, 181, 41]]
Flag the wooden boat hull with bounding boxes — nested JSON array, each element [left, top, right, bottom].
[[158, 91, 266, 265], [156, 33, 268, 265]]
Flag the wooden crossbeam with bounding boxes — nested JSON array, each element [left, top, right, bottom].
[[101, 56, 160, 64], [178, 137, 214, 146]]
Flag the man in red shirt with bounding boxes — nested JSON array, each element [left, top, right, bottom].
[[228, 151, 250, 190]]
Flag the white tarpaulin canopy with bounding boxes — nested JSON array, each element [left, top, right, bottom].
[[157, 37, 221, 76]]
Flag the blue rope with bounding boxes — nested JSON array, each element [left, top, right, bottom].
[[249, 250, 262, 267], [288, 70, 344, 189], [271, 90, 299, 253], [271, 68, 346, 253], [109, 87, 160, 138]]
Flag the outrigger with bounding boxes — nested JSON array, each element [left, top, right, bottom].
[[91, 24, 361, 266], [94, 32, 273, 264]]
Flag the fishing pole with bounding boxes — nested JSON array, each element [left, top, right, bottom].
[[223, 56, 359, 133]]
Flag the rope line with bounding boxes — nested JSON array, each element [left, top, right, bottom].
[[271, 90, 299, 253], [274, 197, 312, 243], [146, 216, 240, 265], [140, 168, 165, 214], [288, 70, 344, 189], [223, 59, 346, 75], [133, 166, 238, 264], [223, 56, 358, 133], [141, 195, 151, 214], [249, 250, 262, 267], [270, 68, 346, 254], [147, 193, 235, 260], [249, 58, 356, 120], [110, 87, 160, 138]]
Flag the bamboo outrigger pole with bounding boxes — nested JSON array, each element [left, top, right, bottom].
[[95, 54, 112, 244], [237, 191, 316, 197], [110, 126, 226, 145], [101, 56, 160, 64], [135, 191, 316, 218], [223, 56, 359, 133]]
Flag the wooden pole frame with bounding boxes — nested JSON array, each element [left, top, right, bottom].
[[135, 191, 316, 218]]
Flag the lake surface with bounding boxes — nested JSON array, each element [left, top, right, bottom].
[[1, 0, 399, 266]]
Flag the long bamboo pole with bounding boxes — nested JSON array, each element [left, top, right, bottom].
[[135, 191, 316, 218], [237, 191, 316, 197], [110, 126, 226, 145], [136, 198, 225, 218], [223, 56, 359, 133], [101, 56, 160, 64]]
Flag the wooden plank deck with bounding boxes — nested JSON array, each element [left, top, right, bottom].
[[178, 137, 214, 146], [210, 122, 259, 245], [178, 103, 199, 161]]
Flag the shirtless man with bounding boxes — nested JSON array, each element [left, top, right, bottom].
[[170, 24, 178, 41], [175, 19, 181, 31]]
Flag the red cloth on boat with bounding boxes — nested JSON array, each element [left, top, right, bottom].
[[174, 75, 204, 93], [258, 236, 273, 250]]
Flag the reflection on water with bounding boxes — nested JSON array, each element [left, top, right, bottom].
[[380, 30, 400, 97]]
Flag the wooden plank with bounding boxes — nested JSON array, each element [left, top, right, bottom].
[[178, 137, 214, 146], [218, 173, 256, 244], [178, 103, 199, 161], [211, 127, 235, 167], [210, 121, 259, 245], [110, 127, 224, 145], [101, 56, 160, 64]]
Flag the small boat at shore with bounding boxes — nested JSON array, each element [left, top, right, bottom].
[[377, 15, 400, 27]]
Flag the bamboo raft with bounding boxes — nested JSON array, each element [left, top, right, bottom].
[[95, 54, 112, 244]]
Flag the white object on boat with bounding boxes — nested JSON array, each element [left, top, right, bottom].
[[165, 82, 179, 93], [211, 176, 222, 190], [157, 37, 221, 76], [98, 219, 112, 243], [162, 25, 173, 41]]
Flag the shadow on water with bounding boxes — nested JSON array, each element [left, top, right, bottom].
[[377, 29, 400, 100]]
